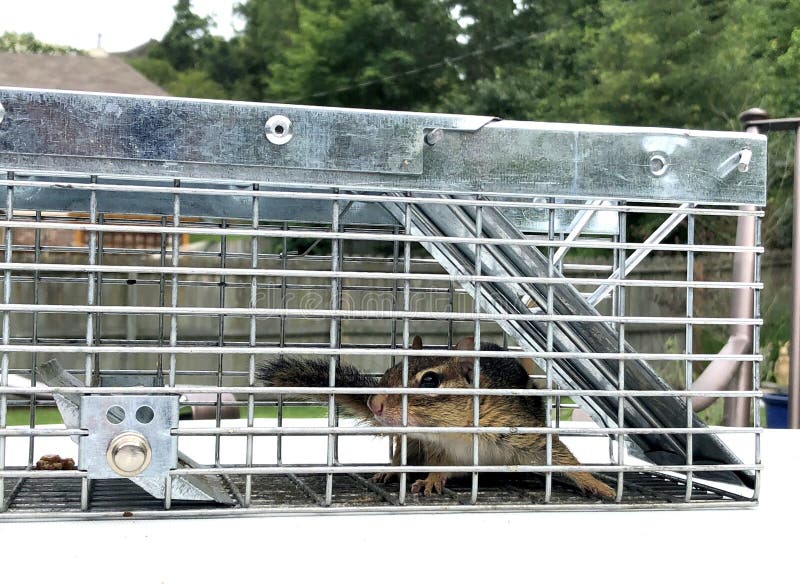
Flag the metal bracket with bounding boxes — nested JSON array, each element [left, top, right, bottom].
[[79, 394, 179, 479], [37, 360, 235, 504]]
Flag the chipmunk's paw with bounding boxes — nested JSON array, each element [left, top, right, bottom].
[[586, 481, 617, 501], [411, 473, 447, 496], [371, 471, 398, 484], [572, 472, 616, 501]]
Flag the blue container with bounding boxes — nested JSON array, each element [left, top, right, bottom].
[[762, 393, 789, 428]]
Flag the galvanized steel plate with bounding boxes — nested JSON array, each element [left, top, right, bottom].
[[79, 394, 179, 479], [0, 88, 492, 176], [0, 87, 766, 205]]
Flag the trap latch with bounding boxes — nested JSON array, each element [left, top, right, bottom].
[[78, 395, 179, 479]]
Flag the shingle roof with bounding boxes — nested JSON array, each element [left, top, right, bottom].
[[0, 53, 168, 95]]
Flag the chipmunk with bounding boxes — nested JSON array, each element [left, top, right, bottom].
[[257, 336, 615, 500]]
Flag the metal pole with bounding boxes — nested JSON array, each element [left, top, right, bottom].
[[791, 128, 800, 428], [736, 110, 800, 428], [722, 109, 767, 426]]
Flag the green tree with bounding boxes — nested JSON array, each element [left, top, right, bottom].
[[0, 32, 84, 55], [731, 0, 800, 250], [148, 0, 215, 71], [442, 1, 602, 121], [129, 57, 227, 98], [128, 58, 179, 88], [582, 0, 745, 128], [165, 69, 227, 99], [130, 0, 243, 99], [233, 0, 304, 101], [267, 0, 461, 110]]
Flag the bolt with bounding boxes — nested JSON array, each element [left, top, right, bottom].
[[737, 148, 752, 173], [424, 128, 444, 146], [719, 147, 754, 179]]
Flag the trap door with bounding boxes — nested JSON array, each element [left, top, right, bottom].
[[380, 194, 753, 488]]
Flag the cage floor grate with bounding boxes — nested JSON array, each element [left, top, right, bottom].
[[2, 470, 746, 516]]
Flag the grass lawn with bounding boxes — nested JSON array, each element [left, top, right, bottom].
[[4, 400, 768, 426], [5, 407, 64, 426], [4, 405, 328, 426], [242, 406, 328, 418]]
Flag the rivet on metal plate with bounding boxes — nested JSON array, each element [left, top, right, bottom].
[[265, 114, 293, 145], [648, 153, 669, 177]]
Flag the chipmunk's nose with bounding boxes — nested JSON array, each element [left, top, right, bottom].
[[367, 395, 386, 417]]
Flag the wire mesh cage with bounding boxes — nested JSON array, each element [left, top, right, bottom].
[[0, 88, 766, 520]]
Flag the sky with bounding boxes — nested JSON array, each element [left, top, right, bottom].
[[2, 0, 240, 53]]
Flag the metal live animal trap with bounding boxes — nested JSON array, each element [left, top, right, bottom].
[[0, 88, 765, 520]]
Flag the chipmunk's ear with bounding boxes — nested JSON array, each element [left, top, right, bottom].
[[456, 337, 476, 382], [411, 336, 424, 350], [455, 337, 475, 351]]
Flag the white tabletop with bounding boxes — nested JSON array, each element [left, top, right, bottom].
[[1, 429, 795, 584]]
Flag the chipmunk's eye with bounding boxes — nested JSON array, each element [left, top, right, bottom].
[[419, 372, 440, 389]]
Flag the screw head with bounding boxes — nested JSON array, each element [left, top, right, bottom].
[[265, 115, 293, 145], [107, 431, 152, 477]]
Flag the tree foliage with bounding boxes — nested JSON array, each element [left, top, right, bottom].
[[0, 32, 85, 55], [147, 0, 215, 71], [268, 0, 461, 109], [233, 0, 303, 101], [129, 0, 241, 100], [441, 0, 602, 121]]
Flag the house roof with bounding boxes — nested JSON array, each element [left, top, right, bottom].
[[113, 40, 159, 60], [0, 52, 168, 95]]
